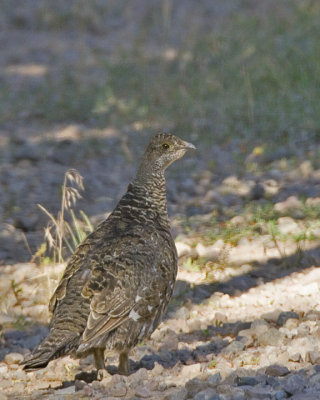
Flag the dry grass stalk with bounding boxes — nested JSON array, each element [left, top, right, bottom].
[[36, 169, 91, 264]]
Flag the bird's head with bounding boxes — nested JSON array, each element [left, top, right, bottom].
[[139, 133, 196, 175]]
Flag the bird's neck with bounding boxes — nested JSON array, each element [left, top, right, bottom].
[[128, 169, 168, 216]]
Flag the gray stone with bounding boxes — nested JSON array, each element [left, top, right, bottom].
[[221, 340, 245, 355], [266, 375, 282, 390], [163, 388, 188, 400], [207, 372, 222, 387], [54, 386, 76, 395], [160, 329, 179, 351], [128, 367, 148, 383], [194, 389, 220, 400], [158, 382, 168, 391], [265, 364, 290, 377], [186, 378, 208, 397], [310, 373, 320, 386], [290, 392, 320, 400], [236, 376, 260, 386], [232, 394, 246, 400], [135, 386, 151, 398], [244, 386, 273, 399], [75, 380, 86, 391], [258, 328, 283, 346], [274, 391, 287, 400], [108, 382, 127, 397], [284, 374, 306, 395], [277, 311, 299, 326]]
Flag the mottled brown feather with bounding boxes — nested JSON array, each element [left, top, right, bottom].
[[22, 133, 195, 374]]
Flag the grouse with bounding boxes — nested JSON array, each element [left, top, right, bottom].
[[22, 133, 195, 377]]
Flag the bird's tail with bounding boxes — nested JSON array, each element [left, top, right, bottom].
[[22, 329, 79, 371]]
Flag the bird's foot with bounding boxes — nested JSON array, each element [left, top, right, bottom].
[[97, 368, 109, 381], [118, 351, 130, 376]]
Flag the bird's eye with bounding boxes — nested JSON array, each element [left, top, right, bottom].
[[162, 143, 170, 150]]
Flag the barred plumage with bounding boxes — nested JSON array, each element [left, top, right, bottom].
[[22, 133, 195, 377]]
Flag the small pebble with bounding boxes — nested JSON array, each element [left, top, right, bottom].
[[207, 372, 222, 387], [135, 386, 151, 398], [265, 364, 290, 377], [185, 378, 208, 397], [258, 328, 283, 346], [194, 388, 220, 400], [236, 376, 260, 386], [4, 353, 24, 365], [306, 351, 320, 364], [163, 388, 188, 400], [108, 382, 127, 397], [221, 341, 245, 355], [75, 380, 86, 391], [244, 385, 273, 399], [284, 374, 306, 395], [289, 352, 302, 362], [274, 390, 287, 400]]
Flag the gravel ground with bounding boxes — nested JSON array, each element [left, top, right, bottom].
[[1, 243, 320, 399]]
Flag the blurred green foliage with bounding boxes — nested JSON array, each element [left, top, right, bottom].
[[1, 0, 319, 148]]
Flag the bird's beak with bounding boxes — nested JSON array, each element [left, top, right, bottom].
[[181, 140, 196, 150]]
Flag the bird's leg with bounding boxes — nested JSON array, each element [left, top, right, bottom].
[[118, 351, 129, 376], [93, 348, 108, 381]]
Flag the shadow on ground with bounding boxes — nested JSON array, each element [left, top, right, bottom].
[[171, 245, 320, 311]]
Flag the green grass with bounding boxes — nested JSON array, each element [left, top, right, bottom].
[[190, 200, 320, 248]]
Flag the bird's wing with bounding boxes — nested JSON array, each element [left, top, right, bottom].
[[80, 263, 162, 344], [49, 220, 112, 313], [49, 240, 93, 313]]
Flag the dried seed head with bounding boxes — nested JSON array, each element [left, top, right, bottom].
[[65, 169, 84, 191], [64, 187, 82, 209], [44, 225, 56, 249]]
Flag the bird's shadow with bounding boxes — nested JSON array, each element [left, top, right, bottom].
[[75, 319, 249, 381]]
